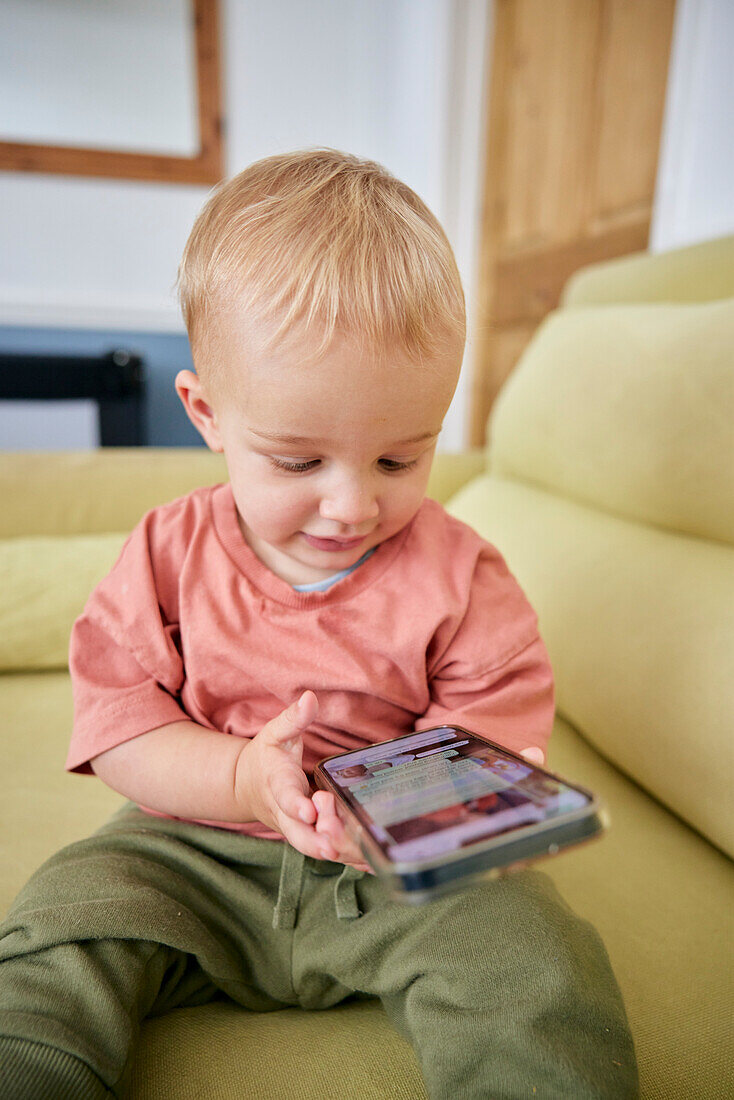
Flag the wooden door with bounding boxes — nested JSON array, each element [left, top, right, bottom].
[[471, 0, 677, 444]]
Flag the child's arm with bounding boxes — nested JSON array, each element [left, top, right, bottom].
[[91, 690, 339, 863]]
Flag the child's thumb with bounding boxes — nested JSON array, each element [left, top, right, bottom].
[[267, 691, 318, 742]]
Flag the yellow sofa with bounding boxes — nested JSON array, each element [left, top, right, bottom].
[[1, 236, 732, 1098]]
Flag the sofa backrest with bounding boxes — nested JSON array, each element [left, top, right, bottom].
[[0, 449, 227, 674], [488, 297, 734, 545], [0, 449, 228, 538], [562, 233, 734, 306], [449, 239, 734, 859]]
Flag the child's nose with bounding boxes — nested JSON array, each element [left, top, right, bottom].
[[319, 480, 379, 527]]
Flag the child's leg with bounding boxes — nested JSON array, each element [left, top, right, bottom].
[[293, 864, 639, 1099], [0, 939, 205, 1100], [0, 805, 297, 1099]]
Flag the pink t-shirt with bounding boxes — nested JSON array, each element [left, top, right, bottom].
[[68, 485, 554, 838]]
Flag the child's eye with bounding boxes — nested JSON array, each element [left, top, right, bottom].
[[269, 457, 320, 473], [379, 458, 419, 472]]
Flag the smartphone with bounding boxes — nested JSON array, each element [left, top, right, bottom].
[[313, 725, 605, 904]]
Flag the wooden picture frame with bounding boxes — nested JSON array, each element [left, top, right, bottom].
[[0, 0, 223, 186]]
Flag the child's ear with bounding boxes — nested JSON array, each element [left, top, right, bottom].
[[175, 370, 224, 453]]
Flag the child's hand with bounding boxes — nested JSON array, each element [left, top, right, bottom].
[[236, 691, 338, 862], [311, 790, 375, 874]]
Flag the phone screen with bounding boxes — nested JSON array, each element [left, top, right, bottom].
[[321, 726, 592, 863]]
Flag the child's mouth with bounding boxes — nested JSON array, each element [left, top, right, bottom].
[[302, 533, 366, 552]]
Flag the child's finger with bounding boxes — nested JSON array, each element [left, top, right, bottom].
[[298, 799, 317, 824], [264, 691, 319, 745], [311, 791, 374, 872], [315, 813, 343, 843], [270, 780, 336, 858], [313, 793, 343, 842], [272, 775, 315, 825], [280, 816, 338, 862], [313, 796, 356, 857], [312, 790, 336, 820], [519, 746, 545, 766]]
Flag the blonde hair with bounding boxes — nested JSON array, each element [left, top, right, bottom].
[[177, 149, 465, 382]]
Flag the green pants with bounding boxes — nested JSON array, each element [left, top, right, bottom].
[[0, 803, 638, 1099]]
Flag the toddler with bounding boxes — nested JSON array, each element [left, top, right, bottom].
[[0, 149, 638, 1098]]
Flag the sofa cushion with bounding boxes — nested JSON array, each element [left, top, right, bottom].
[[0, 671, 123, 913], [131, 1000, 426, 1100], [487, 298, 734, 545], [0, 671, 427, 1099], [0, 534, 128, 671], [4, 671, 731, 1099], [446, 473, 734, 859], [545, 716, 734, 1100]]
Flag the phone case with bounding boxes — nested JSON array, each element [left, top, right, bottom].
[[314, 727, 606, 904]]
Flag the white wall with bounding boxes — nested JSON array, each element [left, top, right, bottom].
[[0, 0, 489, 449], [6, 0, 731, 447], [651, 0, 734, 252]]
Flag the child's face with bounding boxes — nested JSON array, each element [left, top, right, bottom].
[[177, 312, 462, 585]]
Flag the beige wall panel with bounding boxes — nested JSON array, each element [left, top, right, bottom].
[[593, 0, 676, 223], [492, 221, 651, 326], [471, 0, 676, 446], [504, 0, 600, 247]]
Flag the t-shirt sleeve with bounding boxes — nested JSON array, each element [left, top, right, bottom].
[[417, 544, 555, 756], [66, 508, 189, 773]]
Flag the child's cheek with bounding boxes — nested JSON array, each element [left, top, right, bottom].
[[385, 477, 427, 529], [266, 484, 314, 536]]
